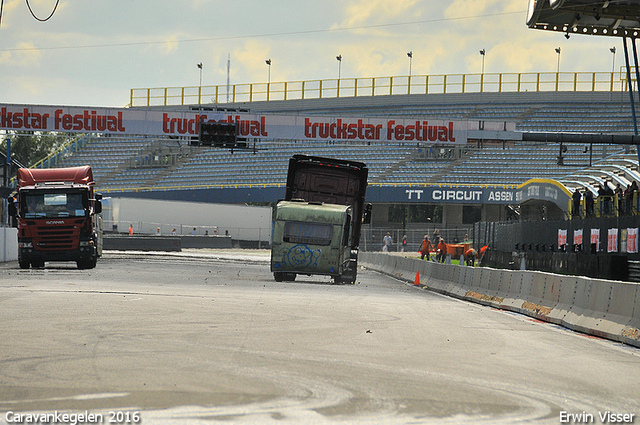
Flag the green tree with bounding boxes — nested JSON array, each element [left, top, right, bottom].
[[0, 132, 70, 167]]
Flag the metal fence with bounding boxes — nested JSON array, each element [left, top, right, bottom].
[[130, 71, 627, 107], [361, 225, 473, 253]]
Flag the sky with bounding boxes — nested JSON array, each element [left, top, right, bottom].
[[0, 0, 627, 108]]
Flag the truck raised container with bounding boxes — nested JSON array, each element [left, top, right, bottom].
[[10, 166, 103, 269], [270, 155, 370, 283]]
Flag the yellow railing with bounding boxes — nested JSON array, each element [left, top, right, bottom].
[[130, 71, 628, 107]]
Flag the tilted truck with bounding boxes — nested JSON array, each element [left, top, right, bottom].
[[9, 165, 103, 269], [270, 155, 370, 283]]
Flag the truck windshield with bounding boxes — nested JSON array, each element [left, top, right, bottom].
[[283, 221, 333, 246], [22, 192, 87, 218]]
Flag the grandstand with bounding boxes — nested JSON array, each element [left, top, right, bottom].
[[44, 90, 636, 200]]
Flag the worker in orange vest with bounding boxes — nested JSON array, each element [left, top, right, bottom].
[[436, 237, 447, 263], [418, 235, 432, 260], [464, 248, 477, 266], [479, 245, 490, 266]]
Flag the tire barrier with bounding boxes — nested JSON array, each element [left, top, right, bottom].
[[360, 252, 640, 348]]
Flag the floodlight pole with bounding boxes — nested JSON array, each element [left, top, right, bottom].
[[336, 55, 342, 97], [611, 47, 616, 74], [407, 51, 413, 94], [197, 63, 203, 105], [265, 59, 271, 101]]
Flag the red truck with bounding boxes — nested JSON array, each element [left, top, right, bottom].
[[10, 166, 103, 269]]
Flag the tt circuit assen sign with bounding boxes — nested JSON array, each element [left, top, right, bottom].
[[368, 179, 572, 208], [371, 186, 517, 204], [0, 103, 515, 144]]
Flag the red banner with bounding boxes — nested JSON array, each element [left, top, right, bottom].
[[1, 103, 515, 144]]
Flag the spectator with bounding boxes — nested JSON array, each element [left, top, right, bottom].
[[630, 181, 639, 214], [604, 183, 614, 215], [572, 188, 581, 217], [585, 190, 594, 218], [624, 183, 633, 215], [597, 184, 606, 215], [436, 238, 447, 263], [615, 183, 624, 215], [128, 224, 133, 236], [382, 232, 393, 252], [401, 235, 407, 252]]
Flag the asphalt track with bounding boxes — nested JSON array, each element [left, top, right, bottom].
[[0, 250, 638, 425]]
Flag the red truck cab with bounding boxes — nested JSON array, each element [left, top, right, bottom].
[[12, 166, 102, 269]]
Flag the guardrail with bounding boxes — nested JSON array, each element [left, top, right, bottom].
[[130, 71, 627, 107]]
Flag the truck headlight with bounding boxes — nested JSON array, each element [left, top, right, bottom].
[[19, 241, 33, 248], [79, 241, 91, 247]]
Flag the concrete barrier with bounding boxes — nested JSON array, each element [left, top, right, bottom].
[[180, 235, 233, 249], [359, 252, 640, 348], [0, 227, 18, 263], [103, 235, 181, 252]]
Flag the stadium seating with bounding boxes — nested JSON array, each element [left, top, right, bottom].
[[48, 92, 638, 192]]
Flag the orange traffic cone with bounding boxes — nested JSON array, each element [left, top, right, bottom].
[[414, 270, 420, 286]]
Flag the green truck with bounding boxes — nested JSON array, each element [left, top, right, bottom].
[[270, 155, 370, 283]]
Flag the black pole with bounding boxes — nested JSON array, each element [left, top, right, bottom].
[[2, 137, 8, 188], [623, 35, 639, 135], [631, 37, 640, 165]]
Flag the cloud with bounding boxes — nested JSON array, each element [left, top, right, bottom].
[[0, 42, 42, 67], [445, 0, 495, 18], [337, 0, 421, 29], [162, 34, 180, 55]]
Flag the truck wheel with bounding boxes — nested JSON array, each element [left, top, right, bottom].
[[77, 259, 97, 270], [337, 271, 356, 284], [32, 261, 45, 269], [19, 261, 30, 269], [274, 272, 284, 282], [284, 273, 297, 281]]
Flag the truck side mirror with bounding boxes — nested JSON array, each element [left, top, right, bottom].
[[362, 203, 372, 224], [94, 193, 103, 214]]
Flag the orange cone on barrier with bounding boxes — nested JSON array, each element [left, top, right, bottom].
[[414, 270, 420, 286]]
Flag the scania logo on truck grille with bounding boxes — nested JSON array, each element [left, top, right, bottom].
[[46, 220, 65, 225]]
